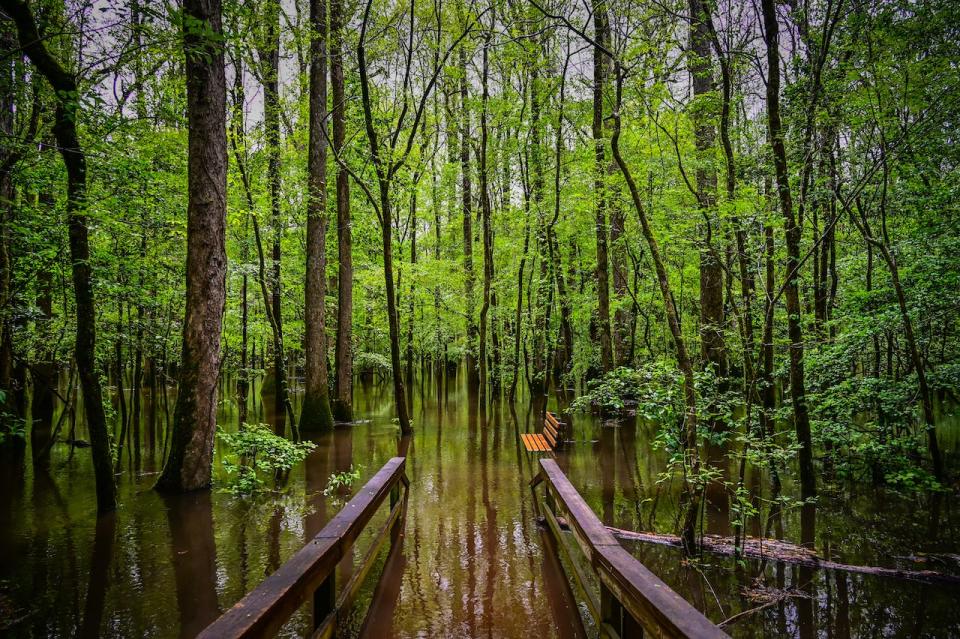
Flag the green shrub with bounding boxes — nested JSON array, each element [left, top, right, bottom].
[[218, 423, 315, 495]]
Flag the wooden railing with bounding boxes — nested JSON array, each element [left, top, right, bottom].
[[531, 458, 729, 639], [198, 456, 409, 639]]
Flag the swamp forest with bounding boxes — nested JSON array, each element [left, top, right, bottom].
[[0, 0, 959, 636]]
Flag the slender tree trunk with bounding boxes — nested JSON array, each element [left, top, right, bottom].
[[301, 0, 334, 432], [376, 181, 411, 433], [478, 35, 493, 400], [460, 47, 478, 387], [529, 37, 550, 402], [331, 0, 353, 422], [228, 57, 250, 428], [32, 244, 57, 467], [406, 171, 418, 389], [846, 193, 944, 479], [761, 0, 817, 508], [355, 2, 412, 434], [114, 309, 129, 474], [550, 52, 574, 381], [510, 174, 532, 402], [3, 0, 117, 510], [155, 0, 227, 492], [259, 0, 288, 422], [0, 25, 15, 429], [611, 66, 701, 552]]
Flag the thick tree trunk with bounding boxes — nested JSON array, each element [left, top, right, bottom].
[[155, 0, 227, 493], [689, 0, 729, 531], [3, 0, 117, 510], [331, 0, 353, 422], [592, 0, 614, 373], [689, 0, 727, 388], [761, 0, 817, 508], [301, 0, 334, 432]]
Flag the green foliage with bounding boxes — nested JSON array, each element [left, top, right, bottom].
[[217, 424, 315, 495], [570, 363, 739, 437], [322, 465, 362, 497], [353, 352, 392, 376]]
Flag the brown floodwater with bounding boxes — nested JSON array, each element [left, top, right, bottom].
[[1, 370, 958, 638]]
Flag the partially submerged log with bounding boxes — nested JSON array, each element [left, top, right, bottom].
[[603, 525, 960, 587]]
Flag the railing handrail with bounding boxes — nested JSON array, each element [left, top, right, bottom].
[[534, 458, 729, 639], [198, 456, 409, 639]]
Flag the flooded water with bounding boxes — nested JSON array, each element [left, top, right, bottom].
[[1, 370, 958, 638]]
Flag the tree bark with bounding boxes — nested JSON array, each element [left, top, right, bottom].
[[761, 0, 817, 508], [330, 0, 353, 422], [460, 47, 478, 387], [355, 0, 411, 434], [2, 0, 117, 510], [155, 0, 227, 493], [592, 0, 614, 373], [301, 0, 334, 432], [259, 0, 288, 423], [0, 25, 15, 428], [478, 34, 493, 400], [610, 66, 701, 552]]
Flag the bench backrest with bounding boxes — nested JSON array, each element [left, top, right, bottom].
[[543, 411, 563, 449]]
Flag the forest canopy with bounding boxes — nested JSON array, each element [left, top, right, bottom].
[[0, 0, 958, 525]]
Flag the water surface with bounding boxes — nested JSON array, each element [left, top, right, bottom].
[[1, 371, 958, 637]]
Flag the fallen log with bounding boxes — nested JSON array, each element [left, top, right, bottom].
[[603, 525, 960, 587]]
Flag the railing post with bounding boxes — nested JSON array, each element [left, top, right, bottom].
[[600, 582, 628, 639], [545, 483, 556, 516], [313, 571, 336, 635], [389, 482, 401, 546]]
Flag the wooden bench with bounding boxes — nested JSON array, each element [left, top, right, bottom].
[[521, 411, 565, 453]]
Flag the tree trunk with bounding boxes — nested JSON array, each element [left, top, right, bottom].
[[301, 0, 334, 432], [687, 0, 727, 472], [406, 168, 419, 390], [355, 2, 411, 434], [460, 47, 478, 387], [592, 0, 614, 373], [478, 35, 493, 400], [3, 0, 118, 510], [610, 66, 701, 552], [260, 0, 287, 423], [846, 192, 944, 479], [155, 0, 227, 493], [510, 169, 532, 402], [761, 0, 817, 508], [0, 25, 15, 430], [331, 0, 353, 422], [529, 36, 549, 402]]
